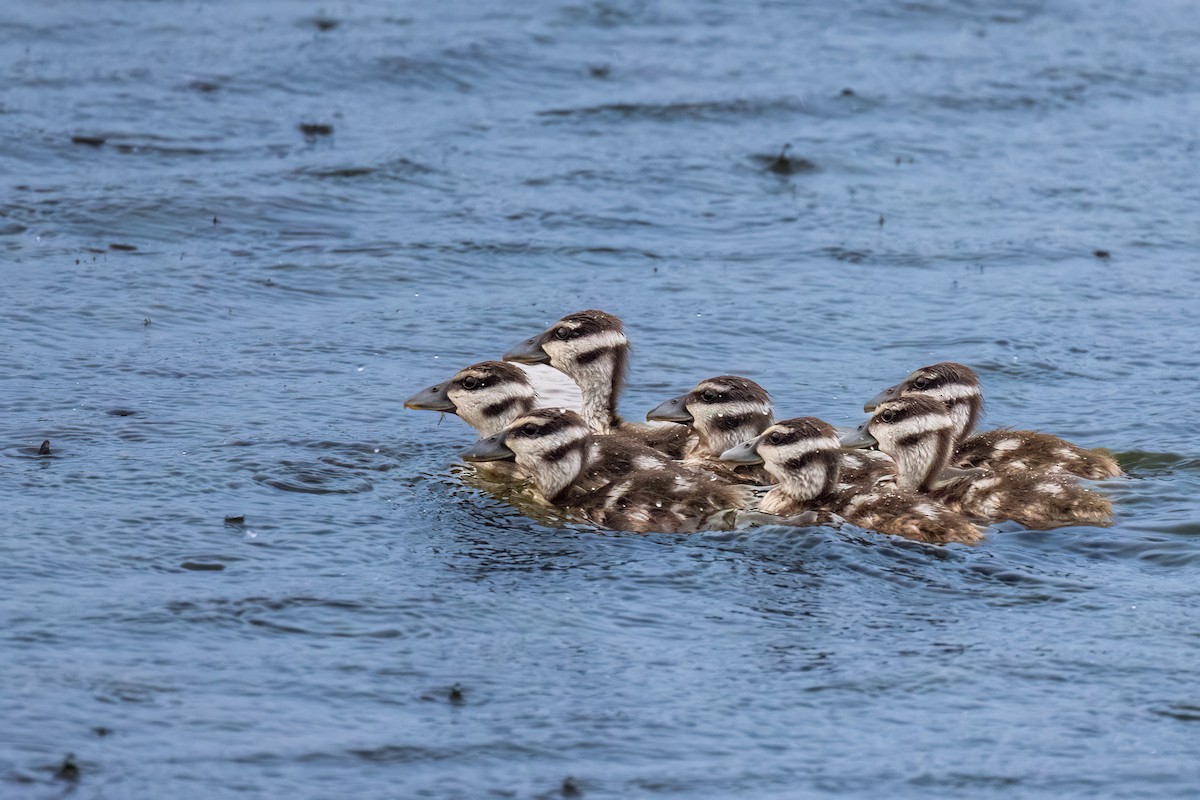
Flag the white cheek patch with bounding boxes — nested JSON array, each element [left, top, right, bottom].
[[878, 413, 948, 443], [564, 329, 628, 358], [1057, 447, 1079, 460], [928, 383, 981, 403], [770, 436, 840, 461], [696, 400, 768, 418], [993, 438, 1023, 452]]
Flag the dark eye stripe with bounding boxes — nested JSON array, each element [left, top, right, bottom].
[[896, 433, 924, 448], [509, 416, 571, 438], [482, 397, 522, 418], [782, 451, 834, 472], [543, 439, 586, 464], [575, 345, 617, 366], [714, 413, 759, 432]]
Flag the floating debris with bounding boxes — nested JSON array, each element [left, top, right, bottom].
[[71, 135, 105, 147], [189, 79, 220, 93], [765, 143, 817, 176], [448, 683, 465, 704], [109, 243, 137, 251], [180, 562, 226, 572], [92, 726, 112, 737], [299, 123, 334, 137], [107, 409, 136, 417], [588, 64, 610, 78], [224, 515, 246, 525], [840, 87, 856, 96], [1094, 249, 1111, 259], [561, 776, 582, 797], [38, 440, 51, 456], [314, 18, 339, 31], [54, 754, 79, 782]]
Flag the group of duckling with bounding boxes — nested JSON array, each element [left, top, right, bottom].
[[406, 310, 1120, 544]]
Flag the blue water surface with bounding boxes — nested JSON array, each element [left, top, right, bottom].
[[2, 0, 1199, 797]]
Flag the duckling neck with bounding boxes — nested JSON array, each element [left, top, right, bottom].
[[564, 347, 627, 435], [893, 429, 956, 492], [949, 395, 982, 440]]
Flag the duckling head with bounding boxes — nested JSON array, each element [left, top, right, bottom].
[[845, 395, 956, 492], [405, 361, 536, 436], [864, 362, 983, 440], [721, 417, 841, 502], [647, 376, 773, 457], [503, 310, 629, 433], [463, 408, 592, 500]]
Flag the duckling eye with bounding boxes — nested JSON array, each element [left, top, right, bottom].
[[914, 376, 929, 389], [521, 423, 538, 436], [768, 431, 784, 445], [461, 377, 478, 390], [880, 409, 896, 423], [554, 327, 570, 340], [701, 389, 717, 402]]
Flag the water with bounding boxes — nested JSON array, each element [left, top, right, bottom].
[[3, 0, 1199, 796]]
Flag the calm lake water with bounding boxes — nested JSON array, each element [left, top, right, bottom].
[[3, 0, 1200, 797]]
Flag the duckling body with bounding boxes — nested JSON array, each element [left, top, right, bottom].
[[847, 394, 1112, 530], [463, 409, 748, 534], [647, 375, 775, 485], [866, 362, 1121, 479], [722, 417, 983, 545], [504, 310, 693, 458]]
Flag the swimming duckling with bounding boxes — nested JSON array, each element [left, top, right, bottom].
[[503, 310, 692, 458], [866, 362, 1122, 479], [845, 395, 1112, 530], [721, 417, 984, 544], [647, 375, 775, 484], [463, 409, 748, 533]]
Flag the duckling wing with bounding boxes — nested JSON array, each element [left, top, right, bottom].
[[956, 429, 1122, 480]]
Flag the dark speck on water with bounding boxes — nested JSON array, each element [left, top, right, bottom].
[[4, 0, 1200, 797], [54, 754, 79, 782], [299, 123, 334, 137]]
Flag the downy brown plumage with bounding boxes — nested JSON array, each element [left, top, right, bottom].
[[463, 409, 748, 533], [503, 310, 692, 458], [846, 395, 1113, 530], [866, 362, 1122, 479], [721, 417, 984, 544]]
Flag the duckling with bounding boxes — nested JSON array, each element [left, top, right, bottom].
[[866, 362, 1122, 479], [407, 360, 561, 482], [845, 395, 1112, 530], [503, 310, 692, 458], [721, 417, 984, 545], [462, 409, 748, 534], [646, 375, 775, 484]]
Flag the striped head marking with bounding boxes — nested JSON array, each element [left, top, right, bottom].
[[867, 395, 956, 491], [868, 362, 983, 439], [755, 417, 841, 501], [505, 310, 629, 433], [497, 408, 592, 500], [406, 361, 535, 436], [686, 376, 774, 457], [444, 361, 535, 436]]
